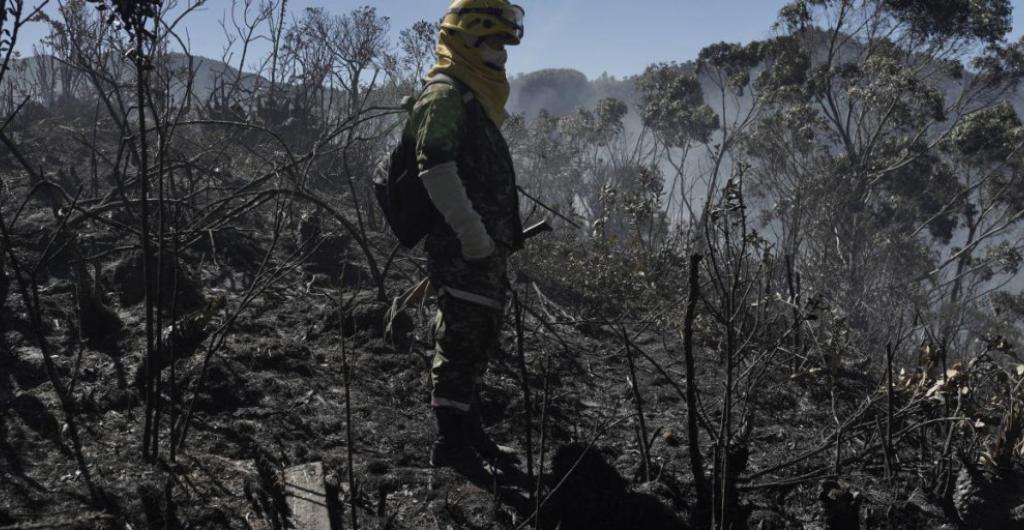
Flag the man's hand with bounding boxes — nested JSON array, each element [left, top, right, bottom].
[[388, 219, 552, 319]]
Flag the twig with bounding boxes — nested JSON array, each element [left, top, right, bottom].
[[683, 254, 712, 515], [739, 473, 839, 492], [886, 341, 896, 481], [622, 325, 651, 482], [339, 286, 359, 530], [513, 290, 535, 507], [874, 414, 892, 481], [135, 18, 157, 461], [516, 185, 582, 230], [535, 353, 551, 530]]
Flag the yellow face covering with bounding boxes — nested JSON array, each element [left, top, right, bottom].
[[427, 29, 511, 128]]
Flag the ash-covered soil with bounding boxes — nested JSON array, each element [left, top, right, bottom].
[[0, 245, 1020, 530]]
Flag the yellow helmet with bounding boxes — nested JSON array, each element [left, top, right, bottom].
[[441, 0, 525, 45]]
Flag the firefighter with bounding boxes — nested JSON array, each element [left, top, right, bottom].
[[408, 0, 526, 472]]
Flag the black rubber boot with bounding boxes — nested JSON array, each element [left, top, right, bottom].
[[430, 407, 488, 477], [464, 403, 519, 465]]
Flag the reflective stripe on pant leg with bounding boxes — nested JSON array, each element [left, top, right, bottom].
[[431, 396, 472, 411]]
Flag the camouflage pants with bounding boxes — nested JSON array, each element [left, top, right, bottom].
[[426, 236, 509, 412]]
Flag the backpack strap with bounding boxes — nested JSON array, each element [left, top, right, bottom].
[[423, 73, 476, 105]]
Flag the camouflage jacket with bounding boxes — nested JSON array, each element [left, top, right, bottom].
[[409, 79, 524, 255]]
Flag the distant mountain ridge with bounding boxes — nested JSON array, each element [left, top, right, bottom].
[[2, 52, 265, 103]]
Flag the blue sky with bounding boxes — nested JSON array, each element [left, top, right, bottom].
[[13, 0, 1024, 79]]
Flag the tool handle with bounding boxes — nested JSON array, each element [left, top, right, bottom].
[[523, 220, 553, 239]]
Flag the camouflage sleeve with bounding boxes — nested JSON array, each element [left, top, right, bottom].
[[412, 83, 465, 173]]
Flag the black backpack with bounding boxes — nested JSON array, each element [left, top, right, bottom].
[[374, 74, 474, 248]]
